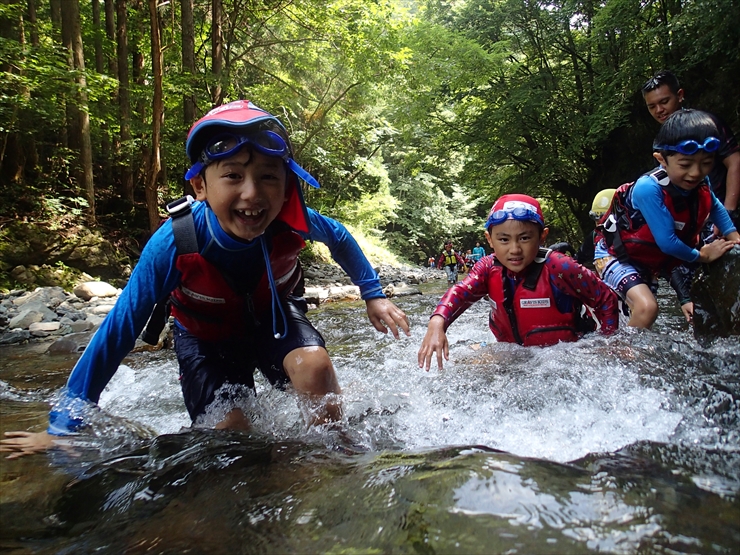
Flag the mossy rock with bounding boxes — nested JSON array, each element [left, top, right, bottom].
[[0, 221, 131, 288]]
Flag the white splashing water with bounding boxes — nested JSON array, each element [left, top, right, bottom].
[[96, 283, 738, 464]]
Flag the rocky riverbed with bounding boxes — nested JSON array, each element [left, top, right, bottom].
[[0, 262, 445, 349]]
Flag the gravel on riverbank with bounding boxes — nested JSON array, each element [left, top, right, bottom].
[[0, 263, 445, 348]]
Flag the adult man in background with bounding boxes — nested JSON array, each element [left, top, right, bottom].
[[642, 70, 740, 226]]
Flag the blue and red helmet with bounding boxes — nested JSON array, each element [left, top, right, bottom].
[[185, 100, 318, 233]]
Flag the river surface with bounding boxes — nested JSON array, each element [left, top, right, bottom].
[[1, 281, 739, 554]]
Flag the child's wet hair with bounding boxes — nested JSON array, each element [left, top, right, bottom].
[[653, 109, 718, 157]]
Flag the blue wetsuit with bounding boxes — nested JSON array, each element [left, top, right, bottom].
[[49, 200, 384, 435]]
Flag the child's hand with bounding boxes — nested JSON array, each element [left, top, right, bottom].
[[698, 238, 737, 263], [365, 298, 410, 339], [418, 315, 449, 371], [680, 301, 694, 323], [0, 431, 60, 459]]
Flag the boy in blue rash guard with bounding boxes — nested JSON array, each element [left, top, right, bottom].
[[1, 100, 410, 458], [594, 109, 740, 329]]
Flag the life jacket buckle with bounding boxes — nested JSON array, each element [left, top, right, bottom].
[[167, 195, 195, 216], [603, 214, 618, 233]]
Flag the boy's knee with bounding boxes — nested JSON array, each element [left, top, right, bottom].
[[283, 347, 339, 395], [627, 289, 658, 328]]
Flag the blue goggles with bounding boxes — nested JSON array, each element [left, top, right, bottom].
[[485, 207, 544, 230], [654, 136, 720, 156], [184, 131, 320, 188]]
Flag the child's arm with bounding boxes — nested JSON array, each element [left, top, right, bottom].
[[305, 209, 409, 337], [418, 315, 448, 371], [418, 259, 493, 370], [46, 227, 180, 435], [2, 223, 181, 458], [547, 253, 619, 334], [697, 196, 739, 262], [0, 431, 64, 459], [668, 265, 695, 322], [631, 177, 702, 263]]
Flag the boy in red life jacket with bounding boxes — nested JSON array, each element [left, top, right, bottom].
[[594, 109, 740, 329], [418, 194, 619, 371], [1, 100, 410, 458]]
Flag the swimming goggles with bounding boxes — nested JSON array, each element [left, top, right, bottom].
[[485, 207, 544, 229], [653, 136, 720, 155], [184, 131, 321, 188]]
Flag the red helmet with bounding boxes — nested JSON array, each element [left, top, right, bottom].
[[185, 101, 289, 161], [185, 100, 318, 233]]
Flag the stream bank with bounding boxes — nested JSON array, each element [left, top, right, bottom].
[[0, 262, 445, 348]]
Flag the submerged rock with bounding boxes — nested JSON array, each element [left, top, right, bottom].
[[691, 245, 740, 344]]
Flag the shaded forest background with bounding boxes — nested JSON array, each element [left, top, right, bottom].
[[1, 0, 738, 284]]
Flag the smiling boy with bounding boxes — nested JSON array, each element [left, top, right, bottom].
[[418, 194, 618, 371], [594, 109, 740, 329], [2, 100, 410, 458]]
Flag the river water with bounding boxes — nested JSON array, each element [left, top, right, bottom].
[[1, 281, 738, 554]]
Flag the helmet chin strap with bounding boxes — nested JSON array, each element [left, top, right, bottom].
[[287, 159, 320, 189]]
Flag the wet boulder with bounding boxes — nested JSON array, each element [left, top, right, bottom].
[[691, 245, 740, 344]]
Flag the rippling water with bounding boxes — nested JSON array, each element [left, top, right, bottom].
[[1, 281, 739, 554]]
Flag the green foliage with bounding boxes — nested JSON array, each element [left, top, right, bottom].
[[1, 0, 738, 272]]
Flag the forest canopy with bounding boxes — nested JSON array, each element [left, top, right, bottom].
[[1, 0, 738, 266]]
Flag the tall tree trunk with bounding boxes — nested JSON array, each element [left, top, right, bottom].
[[60, 0, 78, 152], [92, 0, 104, 73], [92, 0, 111, 184], [27, 0, 38, 46], [49, 0, 61, 41], [62, 0, 95, 222], [131, 0, 147, 195], [104, 0, 117, 75], [181, 0, 195, 122], [22, 1, 39, 173], [181, 0, 195, 196], [146, 0, 163, 232], [48, 0, 66, 146], [0, 1, 24, 184], [116, 0, 133, 202], [211, 0, 223, 105], [102, 0, 118, 189]]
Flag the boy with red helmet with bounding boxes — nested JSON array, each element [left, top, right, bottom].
[[418, 194, 619, 371], [2, 100, 409, 458]]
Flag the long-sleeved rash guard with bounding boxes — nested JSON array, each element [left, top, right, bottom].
[[49, 200, 384, 435], [630, 175, 737, 263]]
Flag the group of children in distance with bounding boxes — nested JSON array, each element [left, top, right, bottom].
[[2, 95, 739, 458]]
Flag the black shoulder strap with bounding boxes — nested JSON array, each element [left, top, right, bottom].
[[523, 248, 549, 291], [141, 196, 196, 345], [167, 196, 198, 254]]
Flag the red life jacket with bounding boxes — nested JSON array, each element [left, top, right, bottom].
[[487, 249, 592, 347], [597, 169, 712, 272], [165, 203, 305, 342]]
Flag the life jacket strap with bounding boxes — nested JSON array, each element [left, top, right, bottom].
[[141, 196, 196, 345], [167, 196, 198, 255]]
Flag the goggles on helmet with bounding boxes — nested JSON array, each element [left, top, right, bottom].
[[184, 130, 321, 188], [654, 136, 720, 156], [485, 207, 544, 230], [589, 210, 603, 221]]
